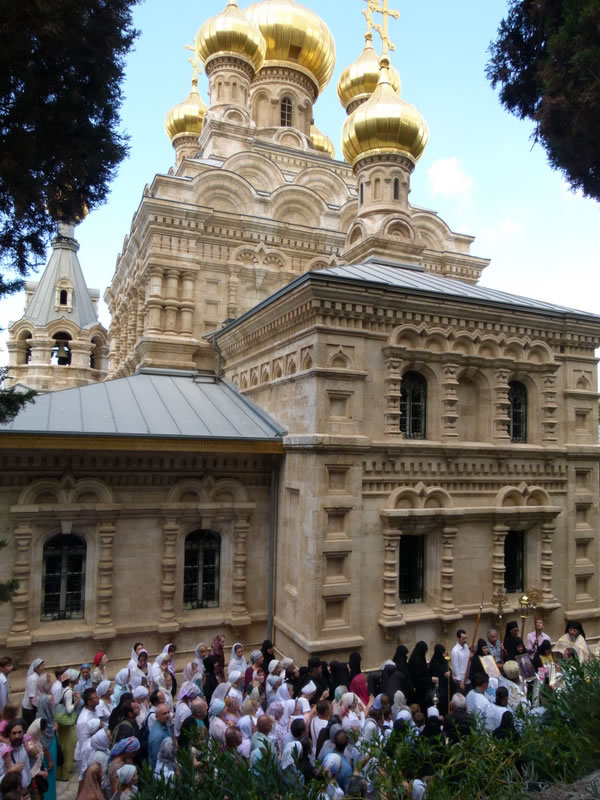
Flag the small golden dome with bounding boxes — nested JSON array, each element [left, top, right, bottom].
[[337, 33, 401, 111], [244, 0, 336, 93], [165, 80, 208, 142], [341, 56, 428, 167], [310, 123, 335, 158], [195, 0, 266, 73]]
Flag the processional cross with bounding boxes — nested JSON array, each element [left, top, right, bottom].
[[363, 0, 401, 55]]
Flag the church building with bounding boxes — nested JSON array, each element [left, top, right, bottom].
[[2, 0, 600, 674]]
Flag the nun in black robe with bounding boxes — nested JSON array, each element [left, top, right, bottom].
[[408, 641, 432, 710], [503, 621, 520, 660]]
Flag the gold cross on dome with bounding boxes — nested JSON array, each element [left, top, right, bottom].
[[185, 43, 203, 83], [361, 1, 373, 35], [364, 0, 400, 55]]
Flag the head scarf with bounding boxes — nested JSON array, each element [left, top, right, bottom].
[[177, 683, 201, 702], [238, 715, 253, 739], [268, 659, 280, 674], [475, 638, 488, 657], [393, 645, 409, 666], [266, 674, 281, 690], [329, 661, 351, 693], [397, 709, 412, 723], [281, 739, 302, 770], [93, 652, 105, 667], [393, 690, 407, 709], [266, 701, 283, 721], [228, 670, 242, 686], [183, 661, 198, 682], [340, 692, 356, 710], [210, 635, 225, 658], [96, 680, 111, 698], [90, 729, 110, 751], [64, 668, 80, 683], [372, 693, 384, 710], [28, 658, 44, 675], [280, 657, 293, 671], [276, 683, 291, 703], [117, 764, 137, 786], [160, 643, 176, 674], [115, 668, 130, 686], [301, 680, 316, 696], [133, 686, 148, 701], [194, 642, 208, 675], [250, 650, 262, 665], [108, 737, 140, 762], [230, 642, 246, 663], [261, 639, 274, 666], [503, 621, 520, 659], [334, 685, 347, 703], [86, 718, 102, 737], [323, 752, 342, 777], [209, 699, 226, 718], [427, 706, 440, 718], [348, 651, 362, 680], [26, 718, 42, 741], [129, 644, 140, 668], [81, 662, 91, 670], [211, 682, 231, 703], [157, 736, 177, 770]]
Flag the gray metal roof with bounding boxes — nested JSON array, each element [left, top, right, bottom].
[[315, 261, 600, 317], [0, 369, 285, 441], [212, 259, 600, 340], [21, 223, 99, 329]]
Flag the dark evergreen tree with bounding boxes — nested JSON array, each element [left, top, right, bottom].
[[486, 0, 600, 200], [0, 0, 140, 279]]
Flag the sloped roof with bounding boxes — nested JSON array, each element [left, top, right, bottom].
[[21, 223, 99, 329], [213, 259, 600, 339], [0, 369, 285, 443]]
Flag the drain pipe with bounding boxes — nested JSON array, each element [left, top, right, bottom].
[[267, 454, 280, 642]]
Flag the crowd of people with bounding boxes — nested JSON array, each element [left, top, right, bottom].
[[0, 619, 595, 800]]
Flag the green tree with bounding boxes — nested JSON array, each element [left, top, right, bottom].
[[0, 0, 140, 279], [486, 0, 600, 200]]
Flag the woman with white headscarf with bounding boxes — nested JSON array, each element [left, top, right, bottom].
[[113, 669, 132, 706], [87, 728, 111, 775], [208, 699, 228, 743], [129, 649, 150, 689], [151, 652, 169, 692], [339, 692, 365, 734], [96, 680, 113, 726], [266, 674, 282, 706], [154, 736, 178, 781], [127, 642, 144, 673], [193, 642, 209, 677], [79, 718, 103, 779], [113, 763, 138, 800], [22, 658, 44, 727], [227, 643, 247, 677], [36, 673, 57, 800]]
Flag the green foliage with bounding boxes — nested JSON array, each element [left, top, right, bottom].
[[0, 366, 36, 424], [486, 0, 600, 201], [0, 0, 140, 278], [139, 660, 600, 800]]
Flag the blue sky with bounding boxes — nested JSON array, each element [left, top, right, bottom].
[[2, 0, 599, 354]]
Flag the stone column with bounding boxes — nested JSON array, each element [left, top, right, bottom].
[[384, 357, 403, 435], [147, 270, 164, 333], [540, 522, 556, 603], [94, 521, 116, 640], [541, 370, 558, 443], [136, 288, 145, 338], [441, 362, 460, 439], [440, 526, 459, 614], [159, 519, 180, 633], [493, 368, 511, 442], [492, 524, 509, 596], [180, 273, 195, 335], [8, 522, 34, 648], [380, 526, 401, 621], [231, 516, 251, 626]]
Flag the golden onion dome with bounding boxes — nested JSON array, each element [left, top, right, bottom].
[[195, 0, 266, 73], [337, 32, 401, 111], [310, 123, 335, 158], [244, 0, 336, 94], [165, 79, 208, 142], [341, 56, 428, 167]]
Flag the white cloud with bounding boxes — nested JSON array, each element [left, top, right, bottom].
[[427, 157, 473, 199]]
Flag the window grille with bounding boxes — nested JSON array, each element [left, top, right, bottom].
[[400, 371, 427, 438], [508, 381, 527, 442], [42, 534, 86, 620], [280, 97, 293, 127], [184, 530, 221, 609], [399, 535, 424, 604], [504, 530, 524, 593]]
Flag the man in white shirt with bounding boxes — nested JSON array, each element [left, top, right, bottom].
[[451, 629, 470, 691], [0, 657, 13, 712], [75, 688, 100, 762], [466, 673, 492, 730]]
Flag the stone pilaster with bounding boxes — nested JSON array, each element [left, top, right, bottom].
[[492, 524, 509, 595], [384, 357, 403, 435], [159, 519, 180, 633], [440, 526, 460, 615], [94, 521, 116, 640], [541, 370, 558, 443], [231, 516, 251, 626], [378, 526, 402, 633], [540, 522, 557, 604], [7, 523, 33, 648], [441, 362, 460, 439], [493, 368, 511, 442]]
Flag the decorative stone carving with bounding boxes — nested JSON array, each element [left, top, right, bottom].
[[384, 355, 403, 435], [440, 526, 459, 615], [94, 520, 116, 640], [493, 368, 511, 442], [491, 524, 509, 596], [231, 516, 251, 626], [7, 522, 34, 648], [159, 518, 180, 633], [441, 362, 460, 439], [541, 370, 558, 442], [378, 525, 403, 634]]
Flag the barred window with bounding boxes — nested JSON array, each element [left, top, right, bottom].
[[42, 534, 86, 620], [504, 530, 524, 593], [399, 535, 424, 604], [184, 530, 221, 609], [508, 381, 527, 442], [400, 371, 427, 439], [280, 97, 293, 127]]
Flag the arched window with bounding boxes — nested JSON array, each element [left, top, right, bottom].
[[184, 530, 221, 609], [59, 289, 68, 305], [399, 535, 424, 603], [393, 177, 400, 200], [504, 530, 524, 593], [508, 381, 527, 442], [42, 534, 86, 620], [51, 332, 72, 366], [280, 97, 293, 127], [400, 371, 427, 439]]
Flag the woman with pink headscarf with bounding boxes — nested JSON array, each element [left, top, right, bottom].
[[209, 634, 226, 683]]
